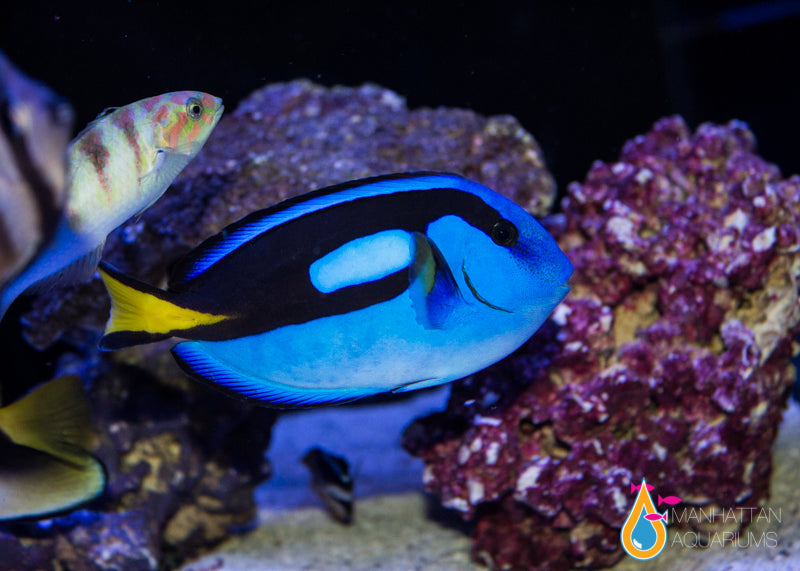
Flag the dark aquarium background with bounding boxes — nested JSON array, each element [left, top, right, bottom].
[[3, 0, 799, 191]]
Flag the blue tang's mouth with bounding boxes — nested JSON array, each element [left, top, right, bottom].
[[461, 263, 512, 313], [461, 262, 572, 315]]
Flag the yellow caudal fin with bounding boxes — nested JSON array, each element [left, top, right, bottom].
[[0, 446, 106, 521], [0, 375, 94, 466], [97, 261, 228, 351]]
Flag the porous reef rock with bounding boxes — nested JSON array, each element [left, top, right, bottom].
[[6, 80, 555, 570], [403, 116, 800, 570], [0, 354, 277, 571]]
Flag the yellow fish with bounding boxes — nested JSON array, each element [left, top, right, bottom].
[[0, 375, 105, 520], [0, 91, 224, 320]]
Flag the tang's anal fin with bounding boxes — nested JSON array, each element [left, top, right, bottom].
[[172, 341, 380, 409], [409, 233, 461, 329]]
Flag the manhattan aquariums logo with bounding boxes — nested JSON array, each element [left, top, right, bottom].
[[620, 478, 781, 560], [620, 479, 678, 560], [670, 506, 780, 549]]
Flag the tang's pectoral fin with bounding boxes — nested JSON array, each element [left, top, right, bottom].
[[408, 233, 461, 329], [172, 341, 381, 409]]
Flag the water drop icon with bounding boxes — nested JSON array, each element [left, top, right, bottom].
[[631, 507, 657, 549], [620, 478, 667, 560]]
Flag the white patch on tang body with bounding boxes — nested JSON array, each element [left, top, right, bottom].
[[181, 174, 472, 282], [309, 229, 413, 294]]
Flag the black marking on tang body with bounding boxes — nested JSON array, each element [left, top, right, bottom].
[[162, 175, 510, 341]]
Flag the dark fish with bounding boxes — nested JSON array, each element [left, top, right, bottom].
[[0, 51, 73, 289], [302, 447, 354, 524], [0, 375, 105, 520], [97, 173, 573, 408]]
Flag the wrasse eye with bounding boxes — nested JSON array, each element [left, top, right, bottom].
[[186, 97, 204, 120], [491, 219, 518, 247]]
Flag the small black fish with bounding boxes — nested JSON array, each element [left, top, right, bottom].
[[302, 447, 354, 524]]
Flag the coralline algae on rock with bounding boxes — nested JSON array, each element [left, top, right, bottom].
[[8, 81, 555, 570], [404, 116, 800, 570]]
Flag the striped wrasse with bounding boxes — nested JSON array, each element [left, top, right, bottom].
[[0, 91, 223, 321]]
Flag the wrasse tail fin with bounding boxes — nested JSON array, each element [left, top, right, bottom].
[[172, 341, 380, 408], [27, 241, 105, 295], [0, 375, 94, 465], [0, 225, 102, 322], [97, 262, 227, 351]]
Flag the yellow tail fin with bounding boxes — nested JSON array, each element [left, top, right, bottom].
[[97, 262, 227, 350], [0, 448, 106, 520], [0, 375, 94, 466]]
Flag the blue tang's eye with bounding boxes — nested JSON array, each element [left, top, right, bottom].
[[491, 219, 518, 247]]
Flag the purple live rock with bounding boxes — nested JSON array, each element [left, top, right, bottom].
[[404, 116, 800, 570]]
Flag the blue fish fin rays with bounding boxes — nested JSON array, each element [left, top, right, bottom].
[[172, 341, 381, 408], [28, 241, 105, 295], [408, 233, 461, 329]]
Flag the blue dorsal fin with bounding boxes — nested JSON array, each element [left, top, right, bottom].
[[168, 172, 467, 290], [95, 106, 118, 120], [171, 341, 382, 408]]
